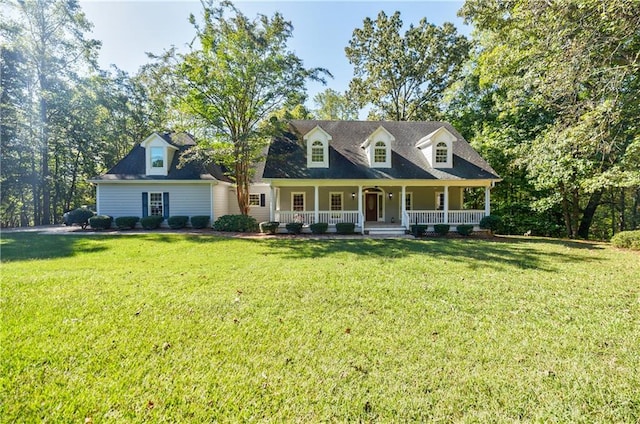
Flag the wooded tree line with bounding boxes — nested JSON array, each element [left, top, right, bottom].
[[1, 0, 638, 239]]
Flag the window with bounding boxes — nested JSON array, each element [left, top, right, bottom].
[[330, 193, 343, 211], [435, 142, 448, 164], [151, 147, 164, 168], [405, 192, 413, 211], [149, 192, 163, 216], [249, 193, 266, 207], [374, 141, 387, 163], [311, 141, 324, 163], [436, 192, 445, 210], [292, 193, 305, 211]]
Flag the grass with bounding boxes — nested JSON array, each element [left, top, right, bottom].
[[1, 232, 639, 422]]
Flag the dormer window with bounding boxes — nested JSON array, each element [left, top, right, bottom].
[[311, 141, 325, 163], [141, 133, 178, 176], [151, 147, 164, 168], [362, 126, 394, 168], [374, 141, 387, 164], [304, 125, 331, 168], [435, 142, 448, 164], [415, 126, 455, 168]]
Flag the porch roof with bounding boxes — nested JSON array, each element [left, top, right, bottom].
[[262, 120, 500, 181]]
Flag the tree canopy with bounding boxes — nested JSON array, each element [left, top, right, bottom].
[[177, 1, 329, 214], [459, 0, 640, 238], [345, 11, 469, 121]]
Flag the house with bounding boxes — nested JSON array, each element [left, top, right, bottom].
[[90, 120, 500, 235]]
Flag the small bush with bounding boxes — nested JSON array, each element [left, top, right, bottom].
[[336, 222, 355, 235], [168, 215, 189, 229], [213, 214, 259, 232], [434, 224, 450, 236], [611, 230, 640, 250], [309, 222, 328, 234], [115, 216, 139, 230], [480, 215, 501, 233], [457, 224, 474, 236], [259, 221, 280, 234], [411, 224, 428, 237], [140, 215, 164, 230], [88, 215, 113, 230], [190, 215, 210, 229], [64, 207, 95, 229], [285, 222, 303, 235]]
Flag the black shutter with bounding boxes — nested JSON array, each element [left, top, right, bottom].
[[163, 192, 170, 219], [260, 193, 266, 207], [142, 192, 148, 217]]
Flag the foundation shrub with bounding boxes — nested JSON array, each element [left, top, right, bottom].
[[115, 216, 139, 230]]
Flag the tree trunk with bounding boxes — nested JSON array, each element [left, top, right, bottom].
[[577, 189, 603, 239], [619, 188, 626, 232], [560, 185, 574, 237], [633, 188, 640, 230], [39, 77, 51, 225]]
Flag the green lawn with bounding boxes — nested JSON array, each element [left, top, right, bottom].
[[1, 232, 639, 422]]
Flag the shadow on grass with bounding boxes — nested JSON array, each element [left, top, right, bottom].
[[0, 233, 111, 261], [0, 232, 234, 261], [261, 236, 604, 272]]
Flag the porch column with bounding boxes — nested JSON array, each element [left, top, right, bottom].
[[314, 185, 319, 223], [401, 185, 406, 227], [269, 185, 275, 221], [358, 185, 363, 232], [443, 186, 449, 224], [484, 186, 491, 217]]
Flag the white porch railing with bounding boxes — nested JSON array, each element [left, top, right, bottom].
[[405, 210, 485, 226], [275, 210, 361, 225], [318, 211, 360, 225], [275, 211, 315, 225], [448, 210, 486, 224]]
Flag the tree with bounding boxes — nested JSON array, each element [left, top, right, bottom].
[[4, 0, 100, 225], [345, 11, 469, 121], [312, 88, 359, 120], [178, 1, 329, 215], [460, 0, 640, 238]]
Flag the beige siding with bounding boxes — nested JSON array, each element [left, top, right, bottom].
[[212, 184, 230, 220], [97, 183, 212, 218], [220, 184, 272, 222], [248, 185, 271, 223]]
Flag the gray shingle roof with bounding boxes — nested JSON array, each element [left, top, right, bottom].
[[92, 133, 232, 182], [262, 120, 500, 181]]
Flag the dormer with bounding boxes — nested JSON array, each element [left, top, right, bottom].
[[361, 125, 394, 168], [304, 125, 331, 168], [140, 133, 179, 176], [415, 126, 456, 168]]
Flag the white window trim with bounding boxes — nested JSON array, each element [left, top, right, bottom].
[[405, 192, 413, 211], [435, 192, 445, 210], [416, 126, 456, 169], [310, 140, 326, 165], [291, 192, 306, 211], [141, 134, 177, 176], [249, 193, 261, 207], [329, 192, 343, 211], [149, 192, 164, 217], [373, 141, 389, 166], [304, 126, 331, 168], [435, 142, 448, 164], [362, 126, 394, 168]]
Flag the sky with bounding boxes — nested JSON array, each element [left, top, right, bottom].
[[80, 0, 468, 108]]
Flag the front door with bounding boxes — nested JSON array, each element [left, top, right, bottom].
[[365, 193, 378, 221]]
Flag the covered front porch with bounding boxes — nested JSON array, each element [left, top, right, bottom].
[[268, 182, 493, 234]]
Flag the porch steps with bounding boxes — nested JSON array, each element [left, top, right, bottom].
[[365, 224, 407, 237]]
